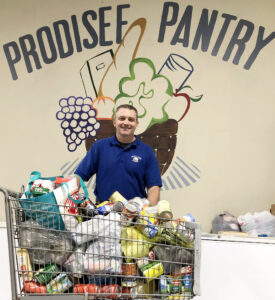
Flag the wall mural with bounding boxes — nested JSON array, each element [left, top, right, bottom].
[[56, 18, 203, 190]]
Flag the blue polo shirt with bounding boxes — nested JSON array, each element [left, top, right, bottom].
[[75, 135, 162, 202]]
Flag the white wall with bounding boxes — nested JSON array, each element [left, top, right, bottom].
[[1, 223, 274, 300]]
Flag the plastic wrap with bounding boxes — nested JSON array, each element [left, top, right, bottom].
[[19, 219, 73, 265]]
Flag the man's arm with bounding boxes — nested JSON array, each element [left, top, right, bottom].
[[147, 185, 160, 206], [74, 174, 81, 190]]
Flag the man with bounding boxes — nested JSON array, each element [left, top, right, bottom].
[[75, 104, 162, 205]]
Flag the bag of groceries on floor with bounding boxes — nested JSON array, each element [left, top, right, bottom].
[[19, 171, 89, 231]]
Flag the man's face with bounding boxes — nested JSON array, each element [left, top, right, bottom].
[[113, 108, 139, 140]]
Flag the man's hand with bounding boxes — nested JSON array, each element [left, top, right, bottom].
[[147, 185, 160, 206]]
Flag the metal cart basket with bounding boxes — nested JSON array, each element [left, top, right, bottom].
[[0, 186, 201, 300]]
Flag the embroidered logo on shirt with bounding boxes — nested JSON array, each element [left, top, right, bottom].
[[131, 155, 142, 163]]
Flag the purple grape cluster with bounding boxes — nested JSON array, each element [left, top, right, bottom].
[[56, 96, 101, 152]]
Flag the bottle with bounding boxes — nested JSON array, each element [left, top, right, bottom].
[[17, 248, 33, 282], [96, 201, 115, 215], [158, 200, 173, 220], [80, 198, 98, 220]]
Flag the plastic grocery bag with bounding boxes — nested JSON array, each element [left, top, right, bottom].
[[72, 212, 121, 245], [153, 244, 193, 274], [84, 240, 122, 274], [19, 171, 88, 231], [211, 211, 241, 234], [121, 227, 154, 260], [63, 248, 85, 278], [238, 211, 275, 237], [19, 219, 73, 265]]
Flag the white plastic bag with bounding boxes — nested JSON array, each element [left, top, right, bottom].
[[72, 212, 121, 245], [63, 248, 85, 278], [84, 240, 122, 274], [238, 211, 275, 237]]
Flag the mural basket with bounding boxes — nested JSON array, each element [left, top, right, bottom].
[[85, 119, 178, 175]]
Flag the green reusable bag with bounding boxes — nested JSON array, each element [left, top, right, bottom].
[[19, 171, 88, 230]]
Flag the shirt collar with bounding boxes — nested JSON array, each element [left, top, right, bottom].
[[110, 135, 139, 148]]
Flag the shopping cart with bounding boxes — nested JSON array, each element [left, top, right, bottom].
[[0, 186, 201, 300]]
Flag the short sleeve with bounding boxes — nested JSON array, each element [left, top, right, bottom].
[[144, 147, 162, 188], [74, 142, 99, 181]]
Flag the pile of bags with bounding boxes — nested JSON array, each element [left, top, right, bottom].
[[211, 210, 275, 237]]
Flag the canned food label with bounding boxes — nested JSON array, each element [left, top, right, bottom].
[[122, 277, 137, 287], [122, 263, 137, 276], [160, 275, 168, 294], [35, 264, 60, 284], [183, 274, 192, 290], [143, 225, 158, 238], [143, 262, 164, 281], [158, 200, 172, 215], [46, 273, 73, 293]]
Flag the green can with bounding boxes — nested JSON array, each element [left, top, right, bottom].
[[34, 264, 60, 284]]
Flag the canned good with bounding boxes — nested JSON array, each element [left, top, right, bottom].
[[120, 207, 137, 226], [100, 284, 121, 299], [122, 263, 137, 276], [167, 278, 184, 294], [74, 283, 99, 294], [135, 280, 156, 297], [137, 212, 159, 238], [122, 277, 137, 287], [17, 248, 33, 282], [122, 262, 137, 284], [23, 281, 47, 294], [34, 264, 60, 284], [141, 262, 164, 281], [180, 266, 192, 275], [122, 286, 138, 299], [183, 274, 192, 292], [159, 275, 168, 294], [158, 200, 173, 220], [46, 273, 73, 293]]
